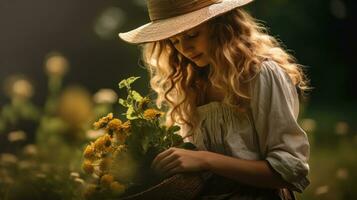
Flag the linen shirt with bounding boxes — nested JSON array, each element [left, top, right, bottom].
[[184, 60, 310, 193]]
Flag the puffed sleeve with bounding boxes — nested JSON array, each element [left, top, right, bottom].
[[249, 60, 310, 192]]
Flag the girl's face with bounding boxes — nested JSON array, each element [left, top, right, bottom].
[[169, 23, 210, 67]]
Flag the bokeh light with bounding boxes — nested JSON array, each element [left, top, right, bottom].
[[315, 185, 329, 196], [94, 6, 126, 39], [93, 89, 118, 104], [7, 130, 27, 142], [335, 121, 349, 135], [300, 118, 317, 133], [3, 75, 34, 100], [45, 52, 69, 77], [330, 0, 347, 19]]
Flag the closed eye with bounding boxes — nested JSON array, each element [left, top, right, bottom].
[[187, 32, 199, 38], [170, 31, 199, 45]]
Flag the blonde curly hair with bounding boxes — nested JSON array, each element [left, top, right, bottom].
[[140, 8, 310, 135]]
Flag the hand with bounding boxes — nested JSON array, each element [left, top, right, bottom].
[[151, 147, 207, 177]]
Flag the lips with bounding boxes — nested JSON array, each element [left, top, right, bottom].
[[190, 53, 202, 60]]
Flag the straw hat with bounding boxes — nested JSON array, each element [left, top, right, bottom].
[[119, 0, 254, 44]]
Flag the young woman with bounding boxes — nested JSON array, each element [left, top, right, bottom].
[[119, 0, 310, 199]]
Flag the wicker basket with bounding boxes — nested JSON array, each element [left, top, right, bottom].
[[120, 172, 210, 200]]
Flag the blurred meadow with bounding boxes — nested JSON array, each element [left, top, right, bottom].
[[0, 0, 356, 199]]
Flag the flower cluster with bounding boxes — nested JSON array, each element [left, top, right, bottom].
[[81, 77, 193, 199], [143, 108, 164, 120], [82, 113, 131, 198]]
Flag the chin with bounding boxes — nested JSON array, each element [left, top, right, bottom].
[[195, 61, 210, 67]]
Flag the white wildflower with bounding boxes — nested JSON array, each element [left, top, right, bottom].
[[23, 144, 38, 156], [12, 79, 34, 99], [36, 173, 46, 179], [45, 53, 69, 77], [300, 118, 316, 133], [336, 168, 349, 180], [8, 130, 27, 142], [93, 89, 118, 104], [335, 121, 349, 135], [74, 177, 85, 185], [0, 153, 18, 165], [70, 172, 80, 178], [18, 160, 34, 170], [315, 185, 329, 195]]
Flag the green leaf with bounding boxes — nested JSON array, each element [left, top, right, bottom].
[[2, 105, 17, 125], [167, 125, 181, 134], [126, 106, 137, 120], [118, 76, 140, 89], [126, 76, 141, 86], [118, 98, 127, 107], [131, 90, 143, 102], [118, 80, 127, 89], [21, 102, 40, 121], [141, 136, 150, 154], [178, 142, 197, 150], [171, 133, 184, 146]]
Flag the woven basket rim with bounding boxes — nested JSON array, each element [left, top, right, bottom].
[[120, 172, 205, 200]]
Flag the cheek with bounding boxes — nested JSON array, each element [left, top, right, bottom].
[[198, 37, 209, 52], [199, 45, 210, 59]]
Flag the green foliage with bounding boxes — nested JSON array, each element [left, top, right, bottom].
[[118, 76, 191, 159], [118, 76, 140, 89], [81, 76, 195, 199], [0, 55, 96, 200], [0, 99, 40, 134], [0, 147, 85, 200], [118, 77, 144, 120]]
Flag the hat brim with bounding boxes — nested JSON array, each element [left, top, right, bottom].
[[119, 0, 253, 44]]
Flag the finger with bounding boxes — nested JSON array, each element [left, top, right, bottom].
[[164, 165, 182, 178], [154, 153, 179, 171], [151, 149, 173, 169], [151, 148, 175, 168], [161, 159, 181, 174]]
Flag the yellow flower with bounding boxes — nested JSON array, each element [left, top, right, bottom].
[[93, 113, 113, 129], [99, 158, 112, 171], [100, 174, 114, 187], [83, 144, 96, 160], [107, 146, 116, 154], [117, 145, 127, 152], [143, 108, 164, 120], [110, 181, 126, 194], [94, 168, 103, 177], [83, 184, 97, 199], [121, 121, 131, 133], [113, 145, 127, 157], [94, 135, 111, 151], [82, 160, 94, 174], [115, 132, 127, 144], [107, 118, 122, 133], [138, 97, 150, 110]]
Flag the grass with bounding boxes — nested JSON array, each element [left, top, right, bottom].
[[296, 103, 357, 200]]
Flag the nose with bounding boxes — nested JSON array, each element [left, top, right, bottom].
[[178, 40, 193, 54]]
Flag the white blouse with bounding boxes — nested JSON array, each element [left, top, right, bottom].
[[184, 60, 310, 193]]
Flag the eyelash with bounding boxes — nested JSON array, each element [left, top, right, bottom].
[[188, 32, 198, 38], [172, 32, 199, 45]]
